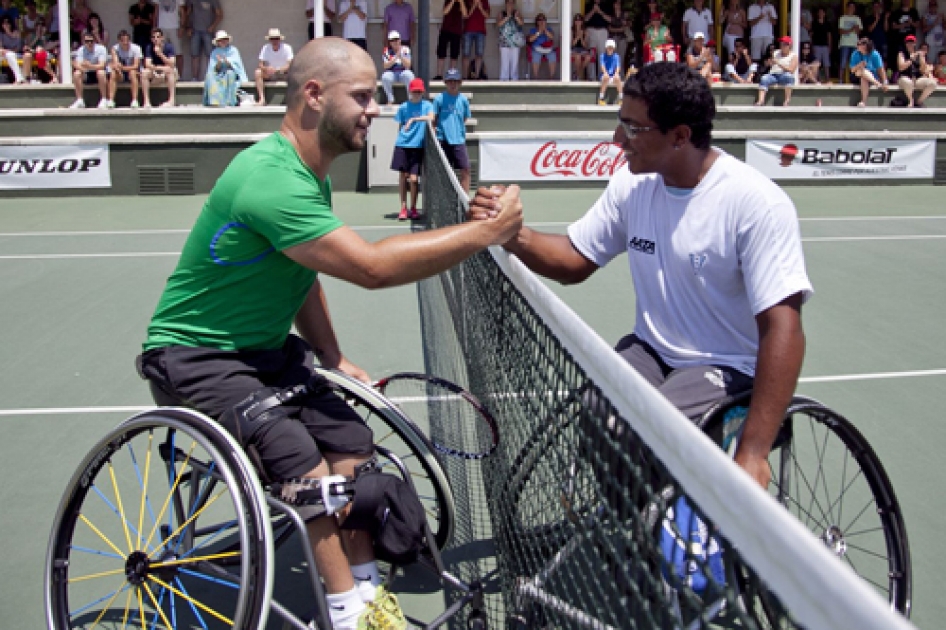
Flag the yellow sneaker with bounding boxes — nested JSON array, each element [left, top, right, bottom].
[[357, 586, 407, 630], [598, 98, 607, 106]]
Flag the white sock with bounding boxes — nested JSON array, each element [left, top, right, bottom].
[[351, 561, 382, 603], [325, 587, 366, 629], [599, 92, 605, 99]]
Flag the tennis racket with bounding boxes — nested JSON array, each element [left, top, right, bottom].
[[374, 373, 499, 460]]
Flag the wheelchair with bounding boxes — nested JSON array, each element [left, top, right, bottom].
[[44, 367, 488, 630], [503, 390, 911, 629]]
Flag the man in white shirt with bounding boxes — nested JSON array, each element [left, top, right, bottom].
[[255, 27, 293, 106], [683, 0, 713, 47], [747, 0, 777, 61], [108, 29, 143, 108], [337, 0, 368, 50], [153, 0, 185, 77], [470, 62, 812, 491], [70, 33, 109, 109]]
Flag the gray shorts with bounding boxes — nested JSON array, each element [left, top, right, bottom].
[[191, 30, 213, 58], [614, 334, 753, 423]]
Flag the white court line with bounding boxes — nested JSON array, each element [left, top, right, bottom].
[[802, 235, 946, 242], [798, 368, 946, 384], [3, 368, 945, 417]]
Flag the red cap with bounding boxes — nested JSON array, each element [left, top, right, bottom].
[[905, 34, 917, 42], [650, 11, 662, 20], [409, 78, 425, 93], [779, 36, 792, 44]]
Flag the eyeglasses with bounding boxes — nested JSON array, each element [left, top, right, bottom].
[[83, 39, 94, 44], [616, 117, 655, 138]]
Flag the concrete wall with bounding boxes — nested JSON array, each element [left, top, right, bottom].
[[86, 0, 562, 81]]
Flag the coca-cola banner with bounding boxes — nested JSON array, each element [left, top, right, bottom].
[[479, 138, 626, 182], [746, 139, 935, 180], [0, 145, 111, 189]]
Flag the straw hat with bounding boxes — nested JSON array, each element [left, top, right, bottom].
[[265, 28, 285, 41], [213, 30, 232, 45]]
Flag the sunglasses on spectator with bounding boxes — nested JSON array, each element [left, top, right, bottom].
[[84, 38, 94, 43], [616, 116, 655, 138]]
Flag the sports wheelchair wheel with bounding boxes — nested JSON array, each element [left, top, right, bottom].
[[45, 407, 274, 630], [313, 367, 457, 551], [701, 394, 912, 619]]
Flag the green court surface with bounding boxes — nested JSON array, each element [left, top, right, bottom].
[[1, 186, 944, 628]]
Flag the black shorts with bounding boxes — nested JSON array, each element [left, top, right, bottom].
[[614, 334, 753, 422], [137, 335, 374, 480], [440, 140, 470, 170], [437, 30, 462, 60], [391, 146, 424, 175], [82, 70, 102, 84]]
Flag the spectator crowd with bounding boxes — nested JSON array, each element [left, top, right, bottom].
[[0, 0, 941, 108]]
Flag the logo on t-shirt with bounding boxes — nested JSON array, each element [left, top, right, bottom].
[[689, 252, 708, 274], [628, 236, 656, 254]]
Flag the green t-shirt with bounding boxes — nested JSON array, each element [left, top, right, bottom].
[[838, 15, 862, 48], [144, 133, 342, 352]]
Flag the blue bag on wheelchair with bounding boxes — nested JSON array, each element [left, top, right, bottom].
[[659, 495, 726, 595]]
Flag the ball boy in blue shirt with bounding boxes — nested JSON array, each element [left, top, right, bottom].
[[392, 78, 434, 220], [432, 67, 472, 191]]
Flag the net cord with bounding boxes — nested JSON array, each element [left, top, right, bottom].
[[490, 246, 915, 630]]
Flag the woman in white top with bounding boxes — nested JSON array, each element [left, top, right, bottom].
[[755, 35, 797, 106]]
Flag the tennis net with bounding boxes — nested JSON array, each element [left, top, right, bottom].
[[418, 124, 913, 630]]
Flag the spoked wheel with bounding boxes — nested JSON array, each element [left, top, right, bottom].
[[702, 395, 912, 622], [45, 408, 274, 629], [313, 367, 457, 551], [769, 397, 911, 617]]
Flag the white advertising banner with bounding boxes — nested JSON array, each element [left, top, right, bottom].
[[479, 138, 626, 182], [0, 145, 111, 189], [746, 139, 935, 180]]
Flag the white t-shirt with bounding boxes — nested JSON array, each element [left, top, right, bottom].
[[112, 42, 143, 66], [74, 44, 109, 66], [338, 0, 368, 39], [153, 0, 185, 30], [769, 49, 795, 74], [307, 0, 337, 24], [747, 2, 777, 39], [683, 7, 713, 39], [567, 151, 813, 376], [259, 42, 294, 67]]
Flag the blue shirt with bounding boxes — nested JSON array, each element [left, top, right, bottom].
[[395, 100, 434, 148], [600, 51, 620, 76], [433, 92, 471, 145], [849, 49, 883, 73]]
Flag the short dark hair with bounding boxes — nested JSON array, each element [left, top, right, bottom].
[[734, 37, 745, 46], [622, 63, 715, 150], [152, 27, 164, 37], [117, 29, 130, 39]]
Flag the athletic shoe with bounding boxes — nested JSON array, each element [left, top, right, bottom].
[[357, 587, 407, 630], [130, 100, 140, 109], [397, 207, 408, 221], [107, 100, 116, 109], [598, 98, 607, 106], [97, 99, 108, 109], [408, 208, 420, 220], [69, 99, 85, 109]]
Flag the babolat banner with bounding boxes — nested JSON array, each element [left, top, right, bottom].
[[746, 139, 935, 180], [0, 145, 111, 189]]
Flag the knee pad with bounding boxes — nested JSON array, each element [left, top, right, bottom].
[[341, 461, 427, 565]]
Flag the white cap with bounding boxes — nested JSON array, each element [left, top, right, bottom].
[[693, 31, 705, 40], [605, 39, 616, 49], [387, 30, 401, 40], [213, 29, 232, 44]]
